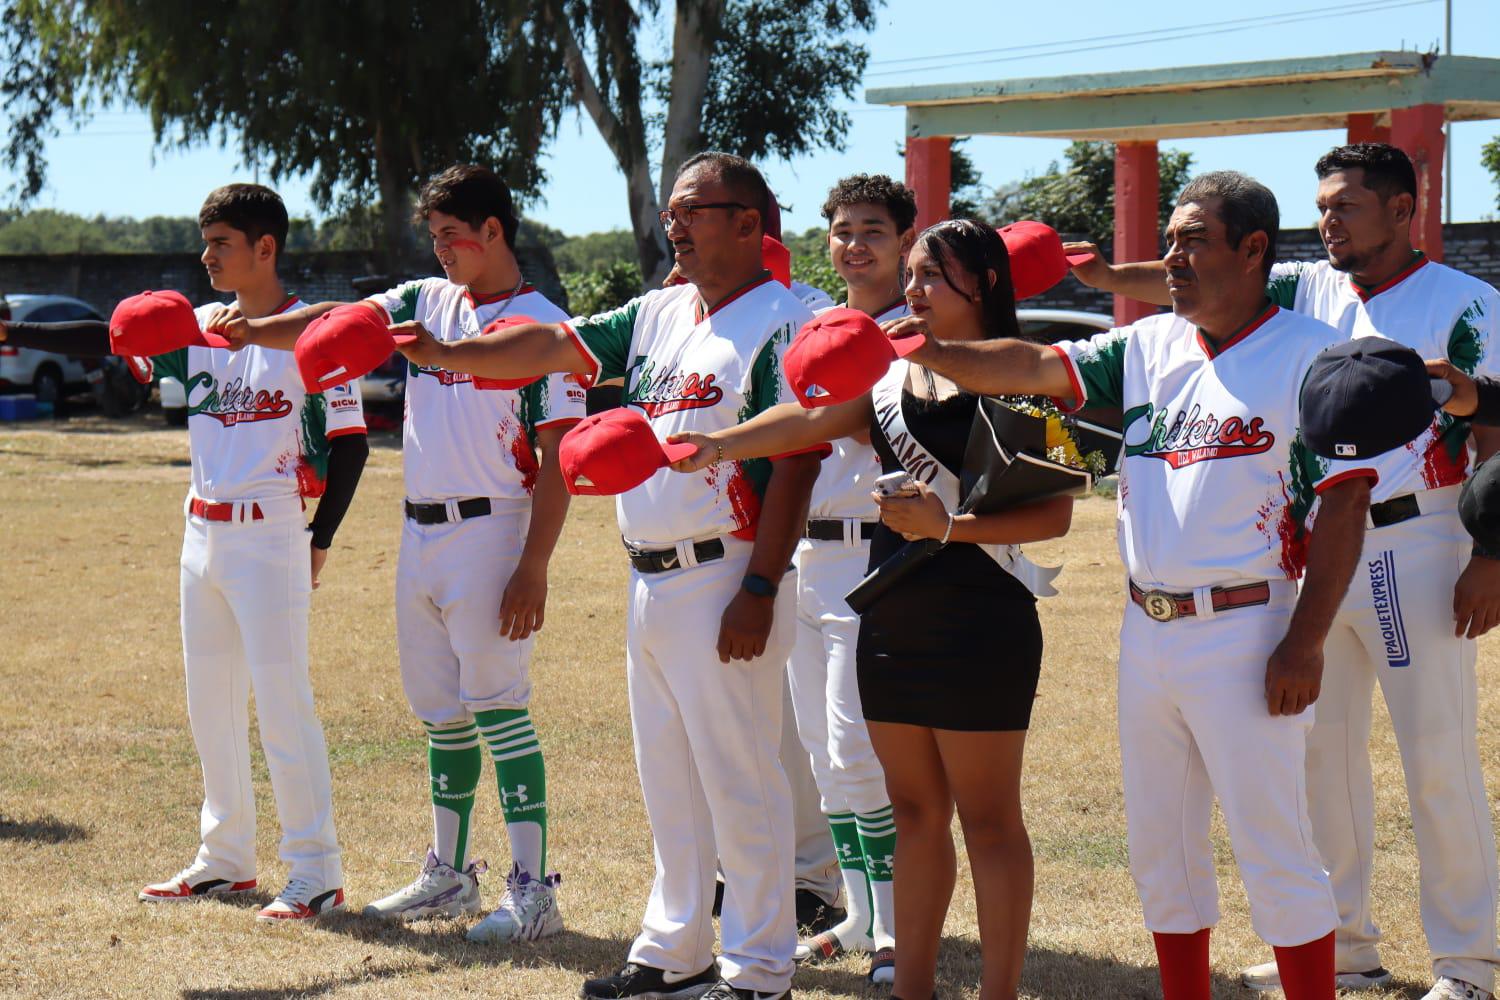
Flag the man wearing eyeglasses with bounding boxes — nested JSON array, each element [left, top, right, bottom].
[[391, 151, 821, 1000]]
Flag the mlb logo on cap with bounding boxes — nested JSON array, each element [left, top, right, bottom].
[[110, 290, 228, 355], [559, 407, 700, 496], [997, 221, 1097, 301], [294, 303, 417, 393], [784, 307, 923, 409]]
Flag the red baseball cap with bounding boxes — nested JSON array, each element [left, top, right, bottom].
[[997, 221, 1097, 300], [762, 235, 792, 288], [559, 407, 700, 496], [109, 290, 227, 355], [470, 314, 543, 390], [784, 307, 923, 408], [295, 303, 416, 392]]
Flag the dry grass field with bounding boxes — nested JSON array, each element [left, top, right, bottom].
[[2, 412, 1496, 999]]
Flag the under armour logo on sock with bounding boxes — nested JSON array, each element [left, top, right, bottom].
[[868, 853, 895, 876], [433, 773, 449, 792], [500, 784, 529, 806], [836, 842, 860, 862]]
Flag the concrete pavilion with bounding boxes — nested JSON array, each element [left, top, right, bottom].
[[867, 50, 1500, 323]]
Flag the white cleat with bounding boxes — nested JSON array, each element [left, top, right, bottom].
[[466, 863, 563, 943], [1422, 978, 1493, 1000], [139, 860, 257, 902], [361, 848, 484, 921], [1241, 959, 1392, 992], [256, 879, 345, 922]]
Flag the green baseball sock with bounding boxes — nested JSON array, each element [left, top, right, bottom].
[[856, 805, 897, 950], [829, 811, 874, 940], [475, 708, 549, 877], [424, 720, 483, 870]]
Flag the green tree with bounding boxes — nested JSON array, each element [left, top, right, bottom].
[[1483, 136, 1500, 213], [985, 141, 1194, 243], [2, 0, 569, 269], [562, 260, 643, 317], [548, 0, 881, 284]]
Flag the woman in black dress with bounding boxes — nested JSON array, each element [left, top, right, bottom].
[[668, 220, 1072, 1000]]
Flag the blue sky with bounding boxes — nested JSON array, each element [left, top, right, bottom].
[[7, 0, 1499, 237]]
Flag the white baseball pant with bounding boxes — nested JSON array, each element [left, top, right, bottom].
[[1309, 499, 1499, 991], [1118, 585, 1338, 947], [395, 500, 534, 725], [787, 538, 887, 816], [180, 496, 341, 889], [781, 642, 840, 904], [626, 536, 797, 995]]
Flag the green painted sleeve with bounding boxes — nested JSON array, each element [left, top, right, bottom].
[[1068, 329, 1128, 410], [152, 348, 188, 383], [568, 298, 642, 384], [1266, 262, 1305, 310]]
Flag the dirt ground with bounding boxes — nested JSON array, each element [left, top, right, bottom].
[[1, 413, 1494, 998]]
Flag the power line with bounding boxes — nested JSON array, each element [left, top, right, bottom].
[[865, 0, 1439, 78]]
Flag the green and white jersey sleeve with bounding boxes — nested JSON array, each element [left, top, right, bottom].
[[571, 278, 815, 548], [1055, 308, 1367, 588], [168, 299, 367, 502], [368, 280, 582, 501]]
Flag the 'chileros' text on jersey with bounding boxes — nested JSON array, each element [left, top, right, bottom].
[[369, 280, 585, 501], [145, 298, 367, 501], [1052, 305, 1368, 588], [1269, 253, 1500, 503], [566, 275, 814, 547]]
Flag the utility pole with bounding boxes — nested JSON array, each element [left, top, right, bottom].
[[1444, 0, 1453, 225]]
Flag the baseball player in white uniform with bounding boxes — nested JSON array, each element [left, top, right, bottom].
[[0, 184, 371, 922], [895, 172, 1373, 1000], [784, 174, 917, 983], [233, 165, 583, 943], [392, 152, 820, 1000], [1073, 144, 1500, 1000]]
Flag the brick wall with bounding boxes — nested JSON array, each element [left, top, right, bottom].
[[1029, 221, 1500, 317], [0, 245, 570, 317]]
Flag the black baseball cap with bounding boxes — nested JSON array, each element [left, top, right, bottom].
[[1299, 337, 1449, 460], [1461, 455, 1500, 554]]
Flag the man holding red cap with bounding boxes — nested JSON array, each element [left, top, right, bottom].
[[231, 164, 583, 944], [393, 151, 821, 1000], [1, 183, 370, 923]]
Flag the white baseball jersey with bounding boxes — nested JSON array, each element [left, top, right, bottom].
[[368, 280, 585, 501], [1052, 304, 1368, 588], [1269, 254, 1500, 503], [808, 299, 909, 520], [143, 298, 367, 502], [791, 281, 836, 312], [565, 274, 816, 547]]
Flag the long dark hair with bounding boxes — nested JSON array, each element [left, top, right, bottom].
[[910, 219, 1022, 341]]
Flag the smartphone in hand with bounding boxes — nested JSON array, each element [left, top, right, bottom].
[[873, 470, 919, 498]]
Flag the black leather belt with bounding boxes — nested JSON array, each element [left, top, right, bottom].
[[404, 497, 492, 525], [626, 538, 725, 574], [804, 518, 876, 541], [1369, 493, 1421, 529]]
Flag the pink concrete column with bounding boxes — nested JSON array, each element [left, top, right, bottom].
[[1390, 104, 1446, 261], [1113, 140, 1160, 326], [905, 137, 952, 234]]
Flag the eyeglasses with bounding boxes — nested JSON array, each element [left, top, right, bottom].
[[658, 202, 748, 230]]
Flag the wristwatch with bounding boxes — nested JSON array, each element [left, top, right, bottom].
[[741, 573, 778, 598]]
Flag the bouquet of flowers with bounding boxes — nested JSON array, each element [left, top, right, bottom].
[[996, 395, 1117, 478]]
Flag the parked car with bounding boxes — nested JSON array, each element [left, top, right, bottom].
[[0, 295, 100, 402]]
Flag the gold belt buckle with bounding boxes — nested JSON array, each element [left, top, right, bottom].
[[1141, 590, 1180, 622]]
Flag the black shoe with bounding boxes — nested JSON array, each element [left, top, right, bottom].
[[794, 888, 845, 935], [580, 962, 719, 999], [701, 981, 792, 1000]]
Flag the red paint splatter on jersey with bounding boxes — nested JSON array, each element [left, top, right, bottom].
[[1411, 417, 1468, 489], [1254, 471, 1306, 579], [725, 463, 761, 540], [497, 412, 538, 494], [297, 454, 326, 498]]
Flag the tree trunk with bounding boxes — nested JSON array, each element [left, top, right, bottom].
[[548, 2, 670, 286], [372, 120, 414, 276], [656, 0, 724, 209]]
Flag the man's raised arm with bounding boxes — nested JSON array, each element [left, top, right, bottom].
[[899, 322, 1079, 402], [1064, 241, 1173, 307], [394, 320, 594, 383]]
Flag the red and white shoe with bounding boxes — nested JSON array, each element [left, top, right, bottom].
[[139, 862, 257, 903], [255, 878, 345, 922]]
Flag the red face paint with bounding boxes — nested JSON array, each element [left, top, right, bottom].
[[447, 238, 485, 254]]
